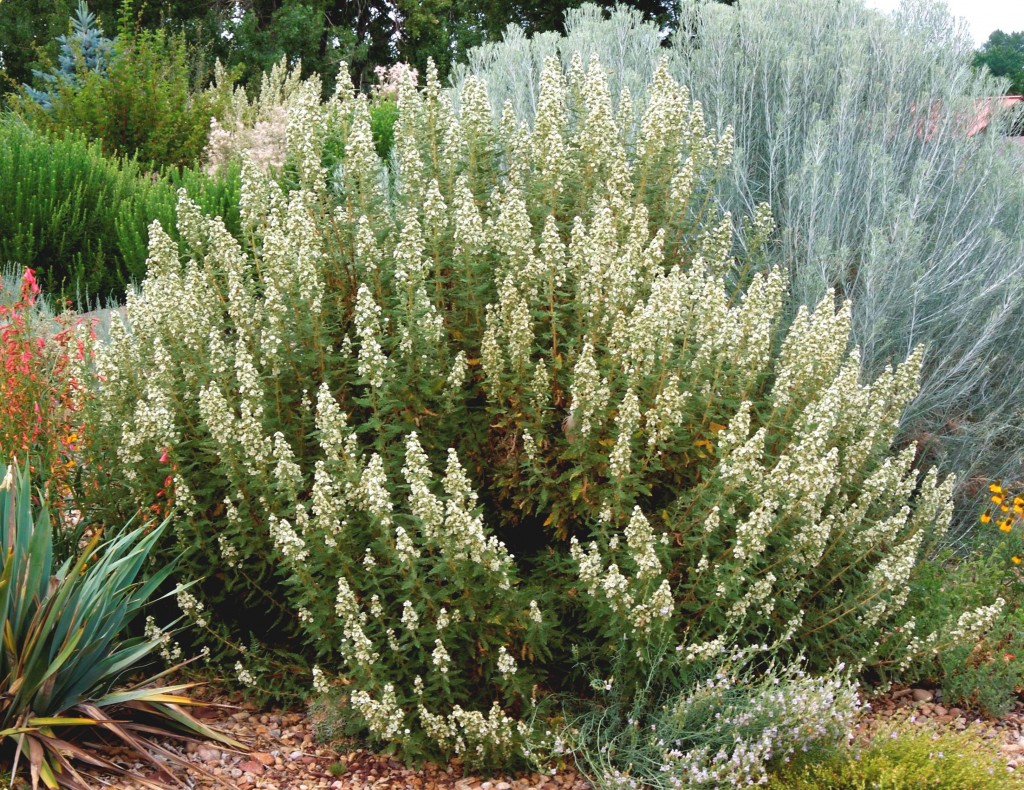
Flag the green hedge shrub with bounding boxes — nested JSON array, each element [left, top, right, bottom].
[[0, 118, 147, 299], [75, 58, 996, 767], [0, 118, 241, 302]]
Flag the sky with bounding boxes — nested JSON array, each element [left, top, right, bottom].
[[863, 0, 1024, 45]]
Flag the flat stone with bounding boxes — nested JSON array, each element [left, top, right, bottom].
[[239, 760, 265, 775], [911, 688, 934, 703]]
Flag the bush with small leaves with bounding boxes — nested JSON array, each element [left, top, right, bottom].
[[0, 117, 242, 303], [75, 57, 989, 766], [18, 3, 220, 169], [767, 721, 1018, 790]]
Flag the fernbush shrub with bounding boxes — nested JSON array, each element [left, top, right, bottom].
[[457, 0, 1024, 534], [77, 58, 991, 766]]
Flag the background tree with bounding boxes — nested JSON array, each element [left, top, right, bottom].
[[6, 0, 686, 103], [0, 0, 75, 101], [974, 29, 1024, 96]]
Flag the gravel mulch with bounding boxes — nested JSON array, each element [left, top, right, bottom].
[[77, 682, 1024, 788], [859, 685, 1024, 773], [90, 689, 592, 790]]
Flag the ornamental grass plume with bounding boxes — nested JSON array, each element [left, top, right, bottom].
[[75, 55, 994, 766]]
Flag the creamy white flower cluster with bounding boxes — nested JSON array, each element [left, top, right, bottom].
[[570, 506, 674, 641], [418, 700, 531, 764], [948, 598, 1005, 643]]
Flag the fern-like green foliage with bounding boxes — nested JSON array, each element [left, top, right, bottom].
[[456, 0, 1024, 537], [70, 58, 1005, 767]]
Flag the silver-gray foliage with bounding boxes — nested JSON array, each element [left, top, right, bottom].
[[457, 0, 1024, 538]]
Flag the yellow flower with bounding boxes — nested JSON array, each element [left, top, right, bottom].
[[981, 512, 992, 524], [999, 520, 1013, 533], [66, 433, 78, 444], [1015, 496, 1024, 507], [991, 483, 1004, 494], [1002, 504, 1011, 512], [1014, 556, 1023, 565]]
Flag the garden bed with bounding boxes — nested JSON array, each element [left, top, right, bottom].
[[89, 686, 592, 790], [82, 683, 1024, 789]]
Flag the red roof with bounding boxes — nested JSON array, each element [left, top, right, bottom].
[[967, 95, 1024, 137]]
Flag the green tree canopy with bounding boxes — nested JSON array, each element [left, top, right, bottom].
[[7, 0, 684, 103], [974, 29, 1024, 96]]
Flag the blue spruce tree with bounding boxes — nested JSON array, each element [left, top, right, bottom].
[[25, 1, 115, 110]]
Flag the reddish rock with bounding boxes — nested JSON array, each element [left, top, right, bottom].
[[239, 760, 265, 775]]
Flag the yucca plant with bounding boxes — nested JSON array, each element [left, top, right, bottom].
[[0, 460, 240, 789]]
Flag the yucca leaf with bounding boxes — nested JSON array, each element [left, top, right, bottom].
[[145, 701, 246, 749], [99, 686, 200, 706], [18, 625, 84, 705], [36, 755, 59, 790], [0, 460, 233, 787], [41, 734, 120, 769], [26, 716, 98, 726], [27, 734, 48, 790]]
